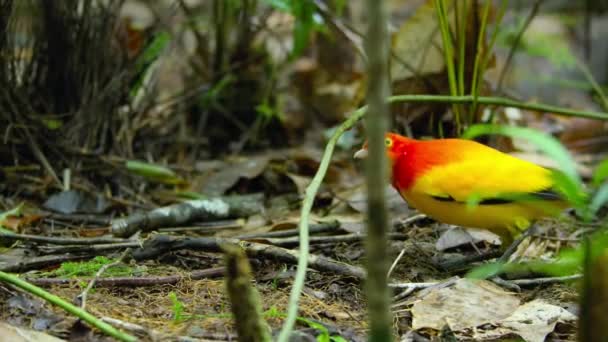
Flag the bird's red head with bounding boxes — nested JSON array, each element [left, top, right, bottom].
[[354, 132, 422, 189], [353, 132, 413, 164]]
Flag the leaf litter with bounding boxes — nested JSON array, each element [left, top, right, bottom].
[[0, 1, 603, 341]]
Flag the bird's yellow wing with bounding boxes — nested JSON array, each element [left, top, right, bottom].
[[410, 155, 556, 203]]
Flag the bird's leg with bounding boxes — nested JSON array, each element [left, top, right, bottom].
[[497, 224, 537, 264]]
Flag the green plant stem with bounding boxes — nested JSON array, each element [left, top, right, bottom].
[[457, 0, 467, 97], [470, 0, 492, 116], [496, 0, 543, 92], [388, 94, 608, 120], [363, 0, 393, 339], [278, 92, 608, 341], [0, 271, 136, 342], [575, 58, 608, 112], [434, 0, 462, 129], [276, 103, 366, 342]]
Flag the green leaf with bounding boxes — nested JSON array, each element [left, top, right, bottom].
[[135, 31, 171, 73], [593, 159, 608, 187], [0, 204, 23, 233], [0, 204, 23, 222], [589, 183, 608, 217], [41, 118, 63, 130], [550, 170, 587, 212], [125, 160, 185, 185], [129, 31, 171, 99], [169, 292, 186, 322]]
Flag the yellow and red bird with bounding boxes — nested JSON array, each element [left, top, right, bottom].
[[354, 133, 567, 246]]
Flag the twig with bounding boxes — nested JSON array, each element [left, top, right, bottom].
[[496, 0, 544, 92], [575, 57, 608, 111], [388, 274, 582, 291], [234, 221, 340, 239], [39, 242, 141, 255], [158, 219, 244, 233], [0, 271, 136, 342], [132, 235, 366, 279], [0, 232, 129, 246], [510, 274, 582, 286], [250, 233, 408, 248], [101, 317, 158, 340], [78, 249, 131, 310], [395, 214, 427, 228], [47, 212, 112, 225], [437, 250, 502, 271], [27, 267, 225, 287], [490, 276, 521, 292], [0, 254, 93, 273], [21, 125, 62, 188], [387, 248, 407, 279]]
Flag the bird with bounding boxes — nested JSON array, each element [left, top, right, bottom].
[[354, 132, 568, 252]]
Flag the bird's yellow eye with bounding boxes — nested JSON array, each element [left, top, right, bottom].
[[385, 138, 393, 147]]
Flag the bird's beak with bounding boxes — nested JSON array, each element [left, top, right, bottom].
[[353, 148, 368, 159]]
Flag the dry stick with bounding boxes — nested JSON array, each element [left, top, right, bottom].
[[0, 232, 129, 245], [0, 271, 136, 342], [101, 317, 158, 340], [111, 194, 263, 237], [27, 267, 225, 287], [21, 126, 62, 188], [252, 233, 408, 248], [277, 93, 608, 341], [387, 248, 407, 280], [0, 254, 92, 273], [364, 0, 393, 340], [131, 235, 365, 279], [223, 244, 271, 341], [234, 221, 340, 239], [39, 242, 141, 255], [389, 274, 582, 293], [78, 249, 132, 310]]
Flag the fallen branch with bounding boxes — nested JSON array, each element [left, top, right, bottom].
[[111, 194, 264, 237], [27, 267, 225, 287], [132, 235, 365, 279], [0, 271, 136, 342]]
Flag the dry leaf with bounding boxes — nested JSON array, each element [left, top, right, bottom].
[[411, 278, 520, 331]]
